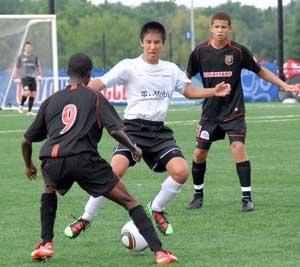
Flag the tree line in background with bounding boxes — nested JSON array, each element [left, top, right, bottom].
[[1, 0, 300, 69]]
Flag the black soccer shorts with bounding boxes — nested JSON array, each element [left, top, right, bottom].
[[41, 153, 119, 197], [21, 77, 37, 92], [196, 117, 247, 150], [113, 119, 184, 172]]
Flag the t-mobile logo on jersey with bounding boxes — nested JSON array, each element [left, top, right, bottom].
[[141, 90, 171, 98]]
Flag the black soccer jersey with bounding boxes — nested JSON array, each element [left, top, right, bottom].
[[187, 39, 261, 121], [24, 84, 123, 158]]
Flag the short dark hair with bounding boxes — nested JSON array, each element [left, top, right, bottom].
[[24, 41, 32, 47], [67, 53, 93, 78], [211, 12, 231, 26], [140, 21, 166, 43]]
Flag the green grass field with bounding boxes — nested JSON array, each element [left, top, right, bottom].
[[1, 103, 300, 267]]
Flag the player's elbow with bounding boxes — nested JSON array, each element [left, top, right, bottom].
[[109, 129, 123, 140], [21, 138, 32, 152], [22, 138, 32, 146], [183, 84, 195, 99], [21, 138, 32, 151]]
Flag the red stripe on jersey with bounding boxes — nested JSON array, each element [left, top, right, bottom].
[[228, 134, 245, 137], [51, 144, 60, 158], [197, 139, 212, 143], [223, 113, 245, 122], [82, 84, 102, 129], [227, 39, 243, 64], [96, 95, 101, 128], [195, 41, 210, 64]]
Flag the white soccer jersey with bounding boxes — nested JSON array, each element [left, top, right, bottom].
[[101, 55, 191, 121]]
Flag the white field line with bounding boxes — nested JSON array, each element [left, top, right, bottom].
[[0, 114, 299, 134], [0, 114, 25, 117], [168, 104, 300, 112], [0, 129, 25, 134], [165, 114, 300, 125]]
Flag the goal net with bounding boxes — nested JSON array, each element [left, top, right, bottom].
[[0, 15, 58, 110]]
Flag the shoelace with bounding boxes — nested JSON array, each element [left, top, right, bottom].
[[153, 211, 169, 225], [70, 215, 87, 231]]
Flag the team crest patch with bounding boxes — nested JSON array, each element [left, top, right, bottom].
[[225, 55, 233, 66], [200, 130, 210, 140]]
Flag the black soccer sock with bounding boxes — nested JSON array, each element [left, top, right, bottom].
[[28, 97, 35, 112], [192, 161, 206, 195], [129, 205, 162, 252], [20, 95, 27, 106], [236, 161, 252, 199], [40, 193, 57, 244]]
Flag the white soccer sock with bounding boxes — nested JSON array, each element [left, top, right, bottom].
[[82, 195, 106, 221], [151, 176, 184, 212]]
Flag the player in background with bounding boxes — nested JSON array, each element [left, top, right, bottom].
[[13, 41, 42, 115], [64, 21, 231, 238], [185, 12, 300, 212], [21, 53, 177, 265]]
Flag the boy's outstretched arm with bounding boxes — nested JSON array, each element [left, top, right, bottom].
[[258, 67, 300, 92]]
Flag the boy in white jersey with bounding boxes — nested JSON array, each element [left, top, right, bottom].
[[64, 21, 231, 237]]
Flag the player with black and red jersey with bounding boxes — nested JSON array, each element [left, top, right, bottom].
[[21, 53, 178, 265], [185, 12, 300, 212]]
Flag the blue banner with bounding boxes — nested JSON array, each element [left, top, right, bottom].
[[242, 63, 278, 102], [0, 64, 279, 109]]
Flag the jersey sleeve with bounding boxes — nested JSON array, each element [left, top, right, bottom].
[[16, 55, 21, 68], [100, 59, 129, 88], [36, 56, 40, 67], [174, 65, 191, 95], [24, 100, 48, 142], [186, 49, 200, 78], [98, 94, 124, 132], [241, 45, 261, 73]]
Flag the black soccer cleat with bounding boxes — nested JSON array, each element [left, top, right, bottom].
[[186, 193, 203, 209], [240, 198, 254, 212]]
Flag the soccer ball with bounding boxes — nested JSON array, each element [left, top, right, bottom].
[[120, 220, 148, 252]]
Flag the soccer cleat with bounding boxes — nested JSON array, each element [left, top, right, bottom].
[[186, 193, 203, 209], [31, 242, 54, 262], [146, 202, 173, 235], [64, 218, 90, 239], [155, 250, 178, 265], [240, 198, 254, 212], [26, 111, 36, 116], [18, 106, 23, 113]]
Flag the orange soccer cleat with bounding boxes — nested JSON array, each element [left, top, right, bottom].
[[31, 242, 54, 261], [155, 250, 178, 265]]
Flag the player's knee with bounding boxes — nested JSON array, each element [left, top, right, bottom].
[[111, 154, 129, 177], [43, 183, 56, 194], [231, 141, 245, 153], [193, 149, 207, 163], [168, 161, 189, 183]]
